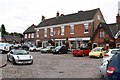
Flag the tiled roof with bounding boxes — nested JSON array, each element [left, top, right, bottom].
[[23, 24, 36, 34], [91, 22, 120, 40], [3, 35, 21, 42], [37, 8, 100, 28]]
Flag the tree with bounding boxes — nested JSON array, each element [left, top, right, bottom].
[[1, 24, 7, 35]]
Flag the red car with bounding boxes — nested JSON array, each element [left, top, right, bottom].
[[71, 47, 91, 57]]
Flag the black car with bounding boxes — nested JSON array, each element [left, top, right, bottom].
[[52, 46, 68, 54], [106, 51, 120, 79]]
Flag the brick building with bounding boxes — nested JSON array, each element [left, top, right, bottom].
[[35, 8, 105, 49], [91, 22, 120, 49], [23, 24, 36, 45]]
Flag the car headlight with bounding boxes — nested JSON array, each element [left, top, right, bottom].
[[56, 49, 59, 51], [17, 56, 20, 60]]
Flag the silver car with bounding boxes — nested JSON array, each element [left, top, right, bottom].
[[7, 49, 33, 65], [41, 46, 55, 53], [99, 48, 120, 77]]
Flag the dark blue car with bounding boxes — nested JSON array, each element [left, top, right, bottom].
[[106, 52, 120, 80]]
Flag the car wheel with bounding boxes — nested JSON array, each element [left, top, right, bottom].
[[82, 53, 85, 57], [7, 56, 9, 61], [33, 49, 36, 51], [29, 60, 33, 65], [12, 58, 16, 65], [99, 54, 103, 58]]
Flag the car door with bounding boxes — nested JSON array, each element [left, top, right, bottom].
[[9, 50, 14, 61]]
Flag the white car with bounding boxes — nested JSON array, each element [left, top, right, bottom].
[[36, 46, 43, 51], [29, 45, 36, 51], [0, 42, 10, 53], [41, 46, 55, 53], [103, 48, 120, 63], [99, 48, 120, 77], [7, 49, 33, 65]]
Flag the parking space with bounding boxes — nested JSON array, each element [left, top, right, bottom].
[[1, 52, 102, 78]]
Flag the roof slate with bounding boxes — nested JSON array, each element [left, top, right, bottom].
[[91, 22, 120, 40], [23, 24, 36, 34], [3, 35, 21, 42], [37, 8, 99, 28]]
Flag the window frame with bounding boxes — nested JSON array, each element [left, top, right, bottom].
[[36, 30, 39, 38], [31, 33, 34, 38], [100, 31, 104, 38], [50, 28, 53, 36], [70, 25, 74, 34], [84, 23, 89, 33], [61, 26, 64, 35], [44, 28, 47, 37]]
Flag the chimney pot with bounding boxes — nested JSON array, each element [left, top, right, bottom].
[[42, 16, 45, 21], [57, 11, 59, 17]]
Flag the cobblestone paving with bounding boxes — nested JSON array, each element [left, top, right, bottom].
[[1, 52, 102, 78]]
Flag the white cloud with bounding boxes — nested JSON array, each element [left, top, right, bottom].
[[0, 0, 119, 33]]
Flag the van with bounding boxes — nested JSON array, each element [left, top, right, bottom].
[[0, 43, 10, 53]]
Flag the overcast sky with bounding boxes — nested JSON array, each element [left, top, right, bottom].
[[0, 0, 119, 33]]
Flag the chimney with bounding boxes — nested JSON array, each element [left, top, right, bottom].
[[56, 11, 59, 17], [116, 13, 120, 23], [117, 1, 120, 23], [41, 16, 45, 21]]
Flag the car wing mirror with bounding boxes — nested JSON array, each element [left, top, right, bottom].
[[10, 51, 13, 54]]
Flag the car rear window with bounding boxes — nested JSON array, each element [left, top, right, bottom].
[[111, 50, 120, 54]]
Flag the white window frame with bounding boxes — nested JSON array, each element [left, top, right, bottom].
[[28, 34, 31, 38], [44, 28, 47, 37], [50, 28, 53, 36], [61, 26, 64, 35], [84, 23, 89, 33], [36, 30, 39, 37], [31, 33, 34, 38], [100, 31, 104, 38], [70, 25, 74, 34], [97, 15, 101, 20], [25, 34, 27, 38]]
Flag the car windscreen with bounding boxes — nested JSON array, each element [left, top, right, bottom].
[[92, 48, 101, 52], [46, 46, 52, 49], [55, 46, 62, 50], [76, 48, 86, 50], [104, 49, 109, 54], [111, 50, 120, 54], [13, 50, 28, 55]]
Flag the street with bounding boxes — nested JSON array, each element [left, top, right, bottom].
[[1, 52, 102, 78]]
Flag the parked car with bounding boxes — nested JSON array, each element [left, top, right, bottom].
[[41, 46, 55, 53], [7, 49, 33, 65], [29, 45, 36, 52], [52, 46, 68, 54], [89, 47, 106, 58], [0, 42, 10, 54], [103, 48, 120, 63], [71, 47, 91, 57], [36, 46, 43, 51], [106, 52, 120, 79], [21, 44, 29, 50], [99, 49, 120, 78]]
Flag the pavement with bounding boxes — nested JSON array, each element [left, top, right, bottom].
[[0, 54, 7, 68]]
